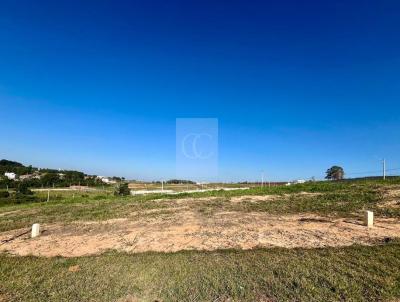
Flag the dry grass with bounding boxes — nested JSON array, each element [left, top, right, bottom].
[[1, 179, 400, 301], [1, 241, 400, 301]]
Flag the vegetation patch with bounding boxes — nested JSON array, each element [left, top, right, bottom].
[[1, 242, 400, 301], [1, 179, 400, 232]]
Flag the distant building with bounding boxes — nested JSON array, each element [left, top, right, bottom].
[[19, 173, 41, 181], [286, 179, 306, 186], [96, 176, 117, 184], [4, 172, 16, 180], [196, 182, 208, 185], [19, 174, 33, 180]]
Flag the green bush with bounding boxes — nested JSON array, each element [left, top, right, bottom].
[[0, 190, 10, 198], [15, 182, 33, 195], [114, 182, 130, 196], [13, 192, 36, 204]]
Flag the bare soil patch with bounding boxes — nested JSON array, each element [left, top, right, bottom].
[[0, 210, 21, 217], [230, 195, 280, 203], [68, 265, 80, 272], [230, 192, 321, 203], [1, 207, 399, 257], [379, 188, 400, 209]]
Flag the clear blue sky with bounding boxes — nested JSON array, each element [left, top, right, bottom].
[[1, 0, 400, 181]]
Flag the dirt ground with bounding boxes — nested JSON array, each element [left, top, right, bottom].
[[229, 192, 321, 203], [1, 197, 400, 257], [379, 189, 400, 209]]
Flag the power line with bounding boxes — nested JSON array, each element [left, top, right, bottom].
[[346, 167, 400, 176]]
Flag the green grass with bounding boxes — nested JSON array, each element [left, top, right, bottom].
[[1, 179, 400, 301], [1, 241, 400, 301], [1, 179, 399, 232], [229, 188, 381, 217]]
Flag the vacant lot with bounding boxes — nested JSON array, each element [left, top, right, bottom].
[[1, 179, 400, 301]]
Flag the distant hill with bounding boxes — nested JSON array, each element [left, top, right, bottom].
[[0, 159, 24, 167], [0, 159, 33, 176], [0, 159, 103, 188]]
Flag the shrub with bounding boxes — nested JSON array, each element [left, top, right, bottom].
[[15, 182, 33, 195], [13, 193, 36, 204], [0, 190, 10, 198], [114, 182, 130, 196]]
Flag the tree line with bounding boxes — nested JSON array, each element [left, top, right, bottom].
[[0, 159, 108, 189]]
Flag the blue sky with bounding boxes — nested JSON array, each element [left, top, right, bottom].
[[1, 0, 400, 181]]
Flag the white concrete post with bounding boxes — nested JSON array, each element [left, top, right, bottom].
[[364, 211, 374, 227], [31, 223, 40, 238]]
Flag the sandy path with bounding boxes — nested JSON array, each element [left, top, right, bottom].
[[1, 210, 399, 257]]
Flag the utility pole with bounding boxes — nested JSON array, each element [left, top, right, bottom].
[[261, 171, 264, 187], [382, 159, 386, 180]]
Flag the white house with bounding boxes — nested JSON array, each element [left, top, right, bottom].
[[4, 172, 16, 180], [286, 179, 306, 186], [96, 176, 117, 184]]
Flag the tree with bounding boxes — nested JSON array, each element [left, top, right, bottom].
[[16, 182, 33, 195], [114, 182, 130, 196], [166, 179, 195, 184], [325, 166, 344, 180], [27, 165, 33, 174], [14, 181, 35, 204], [0, 177, 13, 189], [41, 173, 60, 187]]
